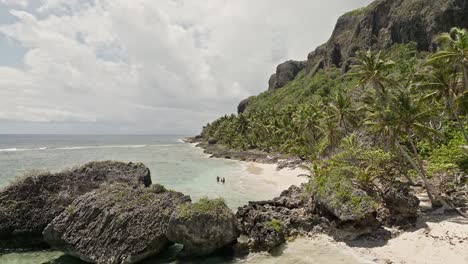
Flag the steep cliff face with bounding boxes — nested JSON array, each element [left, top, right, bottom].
[[311, 0, 468, 72], [264, 0, 468, 91]]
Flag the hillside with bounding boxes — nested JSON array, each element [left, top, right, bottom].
[[199, 0, 468, 213]]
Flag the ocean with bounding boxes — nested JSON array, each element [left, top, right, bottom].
[[0, 135, 363, 264]]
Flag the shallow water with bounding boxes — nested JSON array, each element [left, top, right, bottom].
[[0, 135, 365, 264]]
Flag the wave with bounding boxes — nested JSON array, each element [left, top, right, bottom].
[[0, 144, 178, 152], [0, 148, 20, 152]]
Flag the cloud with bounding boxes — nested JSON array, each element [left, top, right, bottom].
[[0, 0, 373, 134], [1, 0, 28, 8]]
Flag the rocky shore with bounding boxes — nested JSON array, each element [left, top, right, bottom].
[[183, 137, 304, 170], [0, 159, 426, 263]]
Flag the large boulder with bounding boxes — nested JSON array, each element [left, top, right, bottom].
[[311, 178, 380, 239], [0, 161, 151, 250], [236, 185, 322, 252], [268, 60, 306, 90], [166, 197, 239, 256], [43, 183, 190, 264], [380, 184, 419, 226]]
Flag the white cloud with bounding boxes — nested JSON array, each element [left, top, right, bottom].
[[0, 0, 373, 134], [1, 0, 28, 8]]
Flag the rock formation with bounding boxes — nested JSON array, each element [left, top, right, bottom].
[[43, 184, 190, 264], [166, 198, 239, 256], [0, 161, 151, 250], [268, 60, 306, 90], [309, 0, 468, 71], [237, 0, 468, 112], [236, 186, 321, 251], [237, 97, 252, 114], [237, 184, 419, 251]]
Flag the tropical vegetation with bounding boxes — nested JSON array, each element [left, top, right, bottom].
[[201, 28, 468, 208]]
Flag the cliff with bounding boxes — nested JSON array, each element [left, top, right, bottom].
[[262, 0, 468, 94]]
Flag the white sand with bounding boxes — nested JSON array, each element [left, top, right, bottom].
[[337, 215, 468, 264], [238, 161, 308, 198], [243, 162, 468, 264]]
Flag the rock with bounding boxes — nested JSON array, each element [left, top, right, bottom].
[[311, 174, 381, 240], [268, 60, 306, 90], [237, 97, 252, 114], [380, 184, 419, 226], [166, 198, 239, 257], [182, 135, 202, 143], [306, 0, 468, 71], [208, 138, 218, 145], [0, 161, 151, 250], [262, 0, 468, 84], [276, 157, 304, 170], [236, 185, 321, 251], [43, 183, 190, 264]]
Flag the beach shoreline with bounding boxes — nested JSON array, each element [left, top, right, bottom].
[[185, 139, 468, 264]]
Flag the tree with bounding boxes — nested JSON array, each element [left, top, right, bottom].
[[366, 88, 440, 206], [425, 57, 468, 144], [327, 89, 360, 134], [429, 27, 468, 93], [350, 50, 395, 103]]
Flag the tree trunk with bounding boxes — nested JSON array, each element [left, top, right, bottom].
[[396, 141, 437, 207], [463, 65, 468, 93]]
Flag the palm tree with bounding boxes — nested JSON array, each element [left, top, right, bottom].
[[350, 50, 395, 103], [429, 27, 468, 93], [421, 62, 468, 144], [327, 89, 360, 134], [366, 89, 440, 206]]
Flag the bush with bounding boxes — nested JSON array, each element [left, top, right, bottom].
[[177, 197, 227, 219]]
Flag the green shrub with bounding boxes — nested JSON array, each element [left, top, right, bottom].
[[266, 219, 282, 232], [177, 197, 227, 219]]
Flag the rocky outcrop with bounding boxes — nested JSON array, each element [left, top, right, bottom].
[[236, 185, 322, 251], [0, 161, 151, 250], [166, 198, 239, 257], [237, 183, 419, 251], [237, 97, 252, 114], [268, 60, 306, 90], [379, 184, 419, 226], [308, 0, 468, 72], [314, 186, 380, 240], [43, 184, 190, 264], [261, 0, 468, 92]]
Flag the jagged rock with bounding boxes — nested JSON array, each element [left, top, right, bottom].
[[380, 184, 419, 226], [166, 198, 239, 257], [43, 183, 190, 264], [268, 60, 306, 90], [236, 185, 321, 251], [313, 185, 380, 239], [237, 97, 252, 114], [306, 0, 468, 71], [0, 161, 151, 250]]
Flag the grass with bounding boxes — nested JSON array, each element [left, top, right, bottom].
[[266, 219, 282, 232], [177, 197, 227, 219]]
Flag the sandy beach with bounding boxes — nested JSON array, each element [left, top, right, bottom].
[[240, 161, 468, 264], [240, 162, 308, 196]]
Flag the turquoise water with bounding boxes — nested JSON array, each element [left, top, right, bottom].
[[0, 135, 262, 209], [0, 135, 364, 264]]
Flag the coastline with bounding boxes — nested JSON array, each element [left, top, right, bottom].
[[185, 138, 468, 264]]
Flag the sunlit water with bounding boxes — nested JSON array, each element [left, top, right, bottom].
[[0, 135, 364, 264]]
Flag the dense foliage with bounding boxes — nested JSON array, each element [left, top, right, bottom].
[[202, 28, 468, 207]]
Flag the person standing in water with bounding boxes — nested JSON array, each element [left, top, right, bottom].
[[216, 176, 220, 182], [222, 177, 226, 184]]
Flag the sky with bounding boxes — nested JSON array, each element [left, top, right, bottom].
[[0, 0, 373, 135]]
